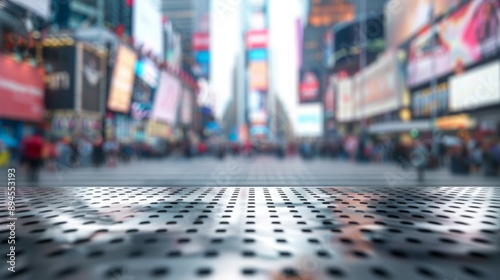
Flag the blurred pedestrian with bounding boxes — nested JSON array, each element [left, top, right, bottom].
[[104, 139, 119, 167], [0, 140, 9, 167], [243, 140, 253, 158], [92, 136, 105, 167], [69, 139, 80, 167], [43, 139, 58, 172], [470, 143, 483, 174], [197, 141, 207, 155], [22, 130, 44, 182], [344, 136, 358, 162], [410, 134, 428, 182]]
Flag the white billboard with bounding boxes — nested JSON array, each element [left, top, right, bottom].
[[151, 72, 181, 124], [133, 0, 164, 58], [336, 78, 354, 122], [295, 104, 323, 137], [450, 60, 500, 112], [355, 52, 401, 118]]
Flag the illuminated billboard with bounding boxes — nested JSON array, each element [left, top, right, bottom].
[[108, 46, 137, 113], [407, 0, 500, 87], [299, 68, 321, 103], [449, 60, 500, 112], [248, 61, 268, 91]]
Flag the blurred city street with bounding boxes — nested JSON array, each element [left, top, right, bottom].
[[2, 156, 499, 187]]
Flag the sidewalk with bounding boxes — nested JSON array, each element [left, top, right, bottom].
[[1, 157, 498, 187]]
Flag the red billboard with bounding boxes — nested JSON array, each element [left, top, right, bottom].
[[192, 32, 210, 51], [246, 30, 268, 49], [0, 54, 45, 122]]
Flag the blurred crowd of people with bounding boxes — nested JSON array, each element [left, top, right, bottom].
[[297, 133, 500, 178], [1, 129, 499, 182], [0, 129, 179, 182]]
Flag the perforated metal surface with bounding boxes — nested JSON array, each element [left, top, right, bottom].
[[1, 187, 499, 280]]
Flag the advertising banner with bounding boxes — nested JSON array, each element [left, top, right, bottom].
[[108, 46, 137, 113], [407, 0, 500, 87], [146, 120, 171, 139], [50, 111, 102, 137], [133, 0, 164, 57], [136, 57, 159, 88], [195, 51, 210, 64], [436, 114, 476, 130], [295, 104, 324, 137], [323, 75, 336, 118], [0, 54, 44, 122], [248, 90, 267, 123], [248, 61, 268, 91], [449, 60, 500, 111], [385, 0, 462, 49], [44, 46, 76, 111], [130, 80, 154, 120], [248, 49, 267, 61], [355, 53, 401, 118], [299, 68, 321, 103], [181, 89, 193, 125], [81, 45, 104, 113], [246, 30, 268, 49], [192, 33, 210, 51], [151, 72, 182, 124], [330, 14, 385, 68], [336, 78, 354, 122]]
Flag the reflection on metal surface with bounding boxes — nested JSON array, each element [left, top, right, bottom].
[[1, 187, 499, 280]]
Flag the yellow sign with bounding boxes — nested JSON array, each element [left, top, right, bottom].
[[107, 46, 137, 113], [146, 121, 171, 139], [436, 114, 476, 130]]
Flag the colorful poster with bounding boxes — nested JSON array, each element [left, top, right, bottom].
[[299, 68, 321, 103], [407, 0, 500, 87], [385, 0, 462, 49]]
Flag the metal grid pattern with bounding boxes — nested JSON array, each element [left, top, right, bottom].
[[1, 187, 499, 280]]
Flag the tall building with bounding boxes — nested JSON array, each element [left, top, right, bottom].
[[161, 0, 196, 65]]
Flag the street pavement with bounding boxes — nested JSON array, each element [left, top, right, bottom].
[[2, 156, 498, 187]]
